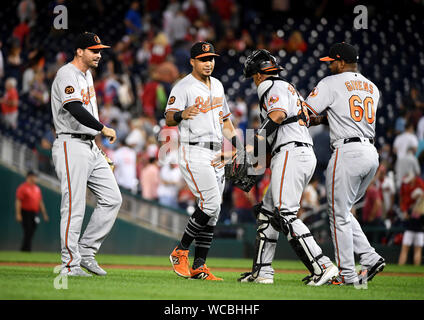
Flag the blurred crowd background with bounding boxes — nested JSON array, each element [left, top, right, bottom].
[[1, 0, 424, 253]]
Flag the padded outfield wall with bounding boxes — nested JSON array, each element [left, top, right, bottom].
[[0, 164, 403, 263]]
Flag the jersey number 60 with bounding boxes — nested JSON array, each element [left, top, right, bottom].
[[349, 95, 375, 124]]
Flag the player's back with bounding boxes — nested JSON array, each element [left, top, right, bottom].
[[309, 72, 380, 143]]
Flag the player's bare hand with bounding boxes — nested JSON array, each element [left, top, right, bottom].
[[182, 105, 200, 120], [211, 149, 237, 169], [101, 126, 117, 144]]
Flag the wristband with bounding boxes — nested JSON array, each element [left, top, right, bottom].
[[173, 111, 183, 123]]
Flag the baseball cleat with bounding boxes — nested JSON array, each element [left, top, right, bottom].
[[80, 258, 107, 276], [360, 258, 385, 282], [170, 246, 191, 278], [189, 264, 223, 281], [306, 264, 339, 286], [60, 266, 92, 277], [238, 272, 273, 284]]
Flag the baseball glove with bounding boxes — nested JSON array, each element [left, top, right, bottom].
[[101, 150, 115, 172], [224, 151, 257, 192]]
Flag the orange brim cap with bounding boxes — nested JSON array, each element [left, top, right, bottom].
[[319, 56, 335, 61], [195, 53, 220, 58], [87, 44, 111, 49]]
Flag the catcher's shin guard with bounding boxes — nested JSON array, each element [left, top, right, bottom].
[[272, 209, 324, 276], [250, 204, 279, 279]]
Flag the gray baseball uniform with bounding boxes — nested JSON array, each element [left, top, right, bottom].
[[305, 71, 383, 283], [251, 77, 334, 281], [51, 62, 122, 271], [165, 73, 231, 225]]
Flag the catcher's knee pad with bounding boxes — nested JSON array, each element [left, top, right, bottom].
[[273, 209, 324, 276], [251, 204, 279, 278]]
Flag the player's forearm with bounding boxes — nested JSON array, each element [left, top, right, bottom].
[[165, 111, 180, 126], [63, 101, 104, 131], [309, 115, 328, 126], [15, 200, 22, 218], [222, 118, 238, 141]]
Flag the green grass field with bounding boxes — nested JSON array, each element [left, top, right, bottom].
[[1, 251, 423, 300]]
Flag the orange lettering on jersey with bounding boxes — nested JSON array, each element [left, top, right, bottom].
[[369, 84, 373, 94], [357, 81, 363, 91], [81, 86, 95, 105], [363, 82, 369, 92], [195, 96, 224, 113], [345, 82, 353, 91], [288, 85, 296, 96]]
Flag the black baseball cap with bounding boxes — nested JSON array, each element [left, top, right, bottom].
[[190, 42, 219, 59], [320, 42, 358, 63], [74, 32, 110, 50]]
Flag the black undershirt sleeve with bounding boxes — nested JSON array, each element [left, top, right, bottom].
[[63, 101, 104, 132]]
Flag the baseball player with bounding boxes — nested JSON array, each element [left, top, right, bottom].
[[235, 49, 338, 285], [305, 42, 385, 285], [166, 42, 239, 281], [51, 32, 122, 277]]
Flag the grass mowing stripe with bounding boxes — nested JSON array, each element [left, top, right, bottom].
[[1, 265, 424, 300]]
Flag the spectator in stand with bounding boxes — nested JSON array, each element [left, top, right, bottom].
[[28, 70, 49, 109], [395, 146, 420, 191], [17, 0, 37, 28], [376, 163, 396, 221], [402, 87, 424, 128], [212, 0, 236, 25], [285, 30, 308, 53], [398, 172, 424, 266], [183, 0, 200, 24], [125, 1, 143, 36], [15, 170, 49, 252], [113, 139, 138, 194], [232, 186, 256, 223], [269, 31, 285, 53], [135, 39, 152, 72], [12, 19, 31, 49], [1, 77, 19, 130], [167, 9, 190, 46], [395, 108, 408, 135], [157, 153, 182, 208], [99, 96, 122, 127], [37, 124, 56, 175], [361, 175, 385, 242], [125, 118, 147, 154], [141, 69, 168, 119], [21, 49, 45, 94], [46, 52, 67, 85], [393, 121, 419, 160], [149, 32, 172, 66], [5, 42, 22, 82], [140, 146, 160, 201]]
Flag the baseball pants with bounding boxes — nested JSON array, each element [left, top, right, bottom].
[[179, 144, 225, 226], [326, 139, 382, 283], [52, 136, 122, 270], [258, 143, 333, 278]]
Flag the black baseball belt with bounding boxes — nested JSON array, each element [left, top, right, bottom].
[[330, 137, 375, 151], [188, 141, 222, 151], [57, 133, 96, 141], [271, 141, 311, 157]]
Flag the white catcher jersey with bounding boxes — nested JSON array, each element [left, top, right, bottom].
[[305, 71, 380, 144], [51, 63, 100, 136], [257, 78, 313, 152], [165, 74, 231, 144]]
